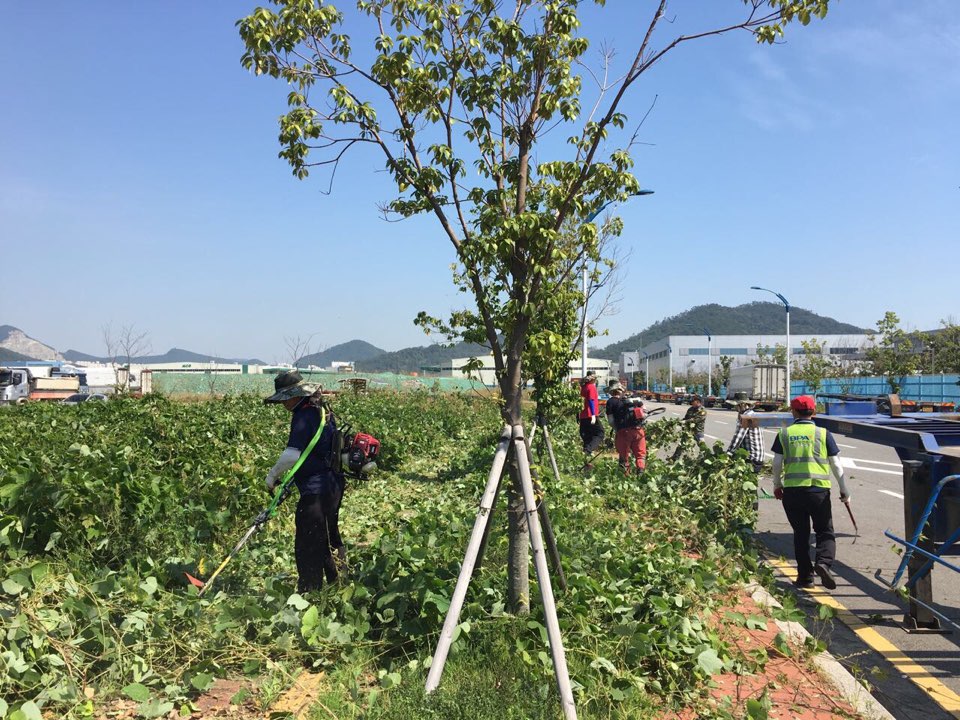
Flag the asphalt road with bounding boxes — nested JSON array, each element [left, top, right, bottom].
[[645, 401, 960, 720]]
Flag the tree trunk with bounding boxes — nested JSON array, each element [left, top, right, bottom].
[[506, 452, 530, 615]]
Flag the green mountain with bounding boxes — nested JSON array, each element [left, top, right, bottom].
[[0, 347, 35, 363], [298, 340, 386, 367], [62, 348, 267, 365], [595, 302, 868, 359], [356, 341, 491, 373]]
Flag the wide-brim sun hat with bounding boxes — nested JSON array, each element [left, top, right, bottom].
[[264, 369, 318, 404], [606, 379, 623, 393]]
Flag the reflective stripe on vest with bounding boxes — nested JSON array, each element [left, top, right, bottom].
[[779, 423, 831, 488]]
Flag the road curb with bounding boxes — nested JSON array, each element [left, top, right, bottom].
[[746, 582, 895, 720]]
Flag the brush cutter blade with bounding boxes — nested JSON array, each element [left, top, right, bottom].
[[185, 572, 206, 589]]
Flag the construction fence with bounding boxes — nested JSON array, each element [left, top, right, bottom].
[[152, 371, 487, 397], [792, 374, 960, 405]]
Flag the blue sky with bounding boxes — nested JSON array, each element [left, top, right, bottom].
[[1, 1, 957, 362]]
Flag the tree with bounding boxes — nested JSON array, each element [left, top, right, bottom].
[[866, 311, 918, 393], [717, 355, 733, 394], [239, 0, 831, 614], [792, 338, 833, 395], [102, 323, 151, 392], [917, 319, 960, 374], [754, 343, 787, 365]]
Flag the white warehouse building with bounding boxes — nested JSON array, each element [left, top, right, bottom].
[[619, 333, 873, 387], [440, 355, 614, 387]]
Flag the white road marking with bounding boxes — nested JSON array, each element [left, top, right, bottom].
[[878, 489, 905, 499], [715, 421, 729, 425], [851, 458, 902, 468], [838, 457, 858, 469], [837, 443, 857, 449], [705, 434, 721, 440]]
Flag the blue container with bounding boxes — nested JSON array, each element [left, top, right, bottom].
[[825, 400, 877, 416]]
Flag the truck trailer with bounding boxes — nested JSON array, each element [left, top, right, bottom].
[[725, 364, 786, 411]]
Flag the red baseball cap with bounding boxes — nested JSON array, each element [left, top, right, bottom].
[[790, 395, 816, 413]]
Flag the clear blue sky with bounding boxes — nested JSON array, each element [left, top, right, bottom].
[[1, 1, 957, 362]]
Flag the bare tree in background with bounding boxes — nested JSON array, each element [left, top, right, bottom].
[[102, 323, 151, 392], [285, 334, 325, 368]]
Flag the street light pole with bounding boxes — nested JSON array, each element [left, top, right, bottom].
[[751, 286, 792, 406], [667, 343, 672, 391], [581, 190, 654, 381], [703, 328, 712, 398]]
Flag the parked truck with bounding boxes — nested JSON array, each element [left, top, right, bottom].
[[0, 366, 80, 404], [724, 364, 786, 411]]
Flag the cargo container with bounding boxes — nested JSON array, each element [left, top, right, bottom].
[[725, 364, 786, 411]]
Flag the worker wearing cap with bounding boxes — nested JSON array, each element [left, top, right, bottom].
[[578, 371, 605, 464], [605, 380, 647, 474], [264, 369, 344, 593], [683, 395, 707, 442], [772, 395, 851, 590]]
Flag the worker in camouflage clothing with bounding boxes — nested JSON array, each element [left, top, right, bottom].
[[683, 395, 707, 443]]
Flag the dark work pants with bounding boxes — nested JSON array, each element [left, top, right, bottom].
[[295, 481, 344, 593], [782, 487, 835, 579], [579, 417, 605, 453]]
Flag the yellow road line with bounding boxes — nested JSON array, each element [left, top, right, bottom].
[[766, 556, 960, 718]]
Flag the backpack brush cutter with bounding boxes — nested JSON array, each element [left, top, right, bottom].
[[186, 409, 380, 596], [584, 405, 665, 467]]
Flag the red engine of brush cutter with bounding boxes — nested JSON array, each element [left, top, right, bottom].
[[345, 432, 380, 477]]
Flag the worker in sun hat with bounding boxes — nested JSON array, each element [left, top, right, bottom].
[[604, 379, 647, 474], [771, 395, 851, 590], [683, 394, 707, 442], [578, 371, 605, 467], [264, 369, 344, 592]]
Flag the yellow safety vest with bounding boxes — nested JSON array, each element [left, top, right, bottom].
[[779, 422, 831, 489]]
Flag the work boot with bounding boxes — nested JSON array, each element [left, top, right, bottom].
[[793, 576, 814, 589], [815, 564, 837, 590]]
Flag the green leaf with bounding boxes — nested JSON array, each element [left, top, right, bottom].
[[190, 673, 214, 691], [122, 683, 151, 702], [287, 592, 310, 610], [137, 699, 174, 719], [696, 648, 725, 675], [11, 701, 42, 720], [746, 698, 769, 719]]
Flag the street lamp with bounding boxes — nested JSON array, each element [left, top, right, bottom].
[[642, 351, 650, 391], [703, 328, 712, 397], [667, 343, 673, 391], [581, 190, 654, 378], [751, 286, 791, 406]]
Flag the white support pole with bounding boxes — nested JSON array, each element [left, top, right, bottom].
[[425, 425, 513, 694], [668, 345, 673, 391], [513, 425, 578, 720]]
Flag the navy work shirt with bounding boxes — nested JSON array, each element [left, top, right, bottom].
[[287, 399, 338, 496]]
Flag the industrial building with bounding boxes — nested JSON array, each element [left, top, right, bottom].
[[438, 355, 614, 387], [619, 333, 873, 388]]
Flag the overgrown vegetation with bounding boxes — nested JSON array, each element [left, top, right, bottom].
[[1, 392, 763, 719]]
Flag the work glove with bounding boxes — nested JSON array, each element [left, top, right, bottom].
[[774, 487, 784, 501], [265, 474, 279, 494], [590, 415, 596, 424]]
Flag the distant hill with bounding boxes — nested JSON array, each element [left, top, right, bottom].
[[298, 340, 386, 367], [356, 341, 491, 373], [63, 347, 267, 365], [595, 302, 869, 359], [0, 325, 62, 361], [0, 347, 35, 363]]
